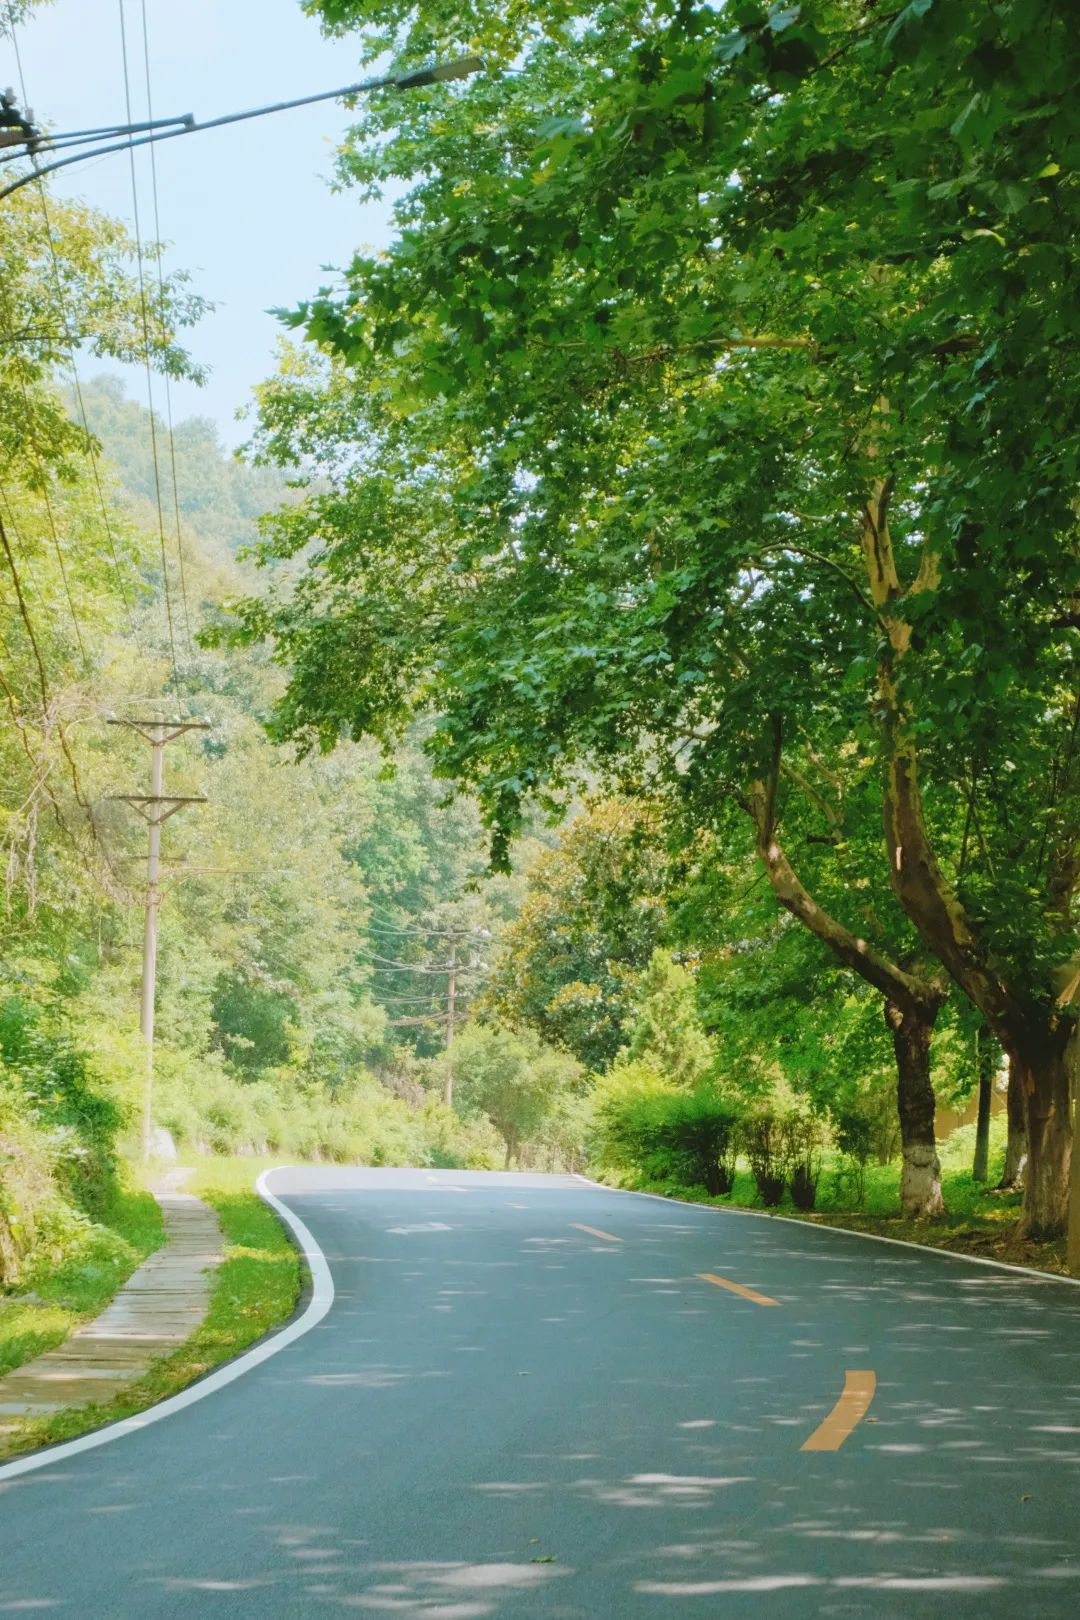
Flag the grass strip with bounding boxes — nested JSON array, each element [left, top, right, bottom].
[[596, 1162, 1069, 1278], [0, 1158, 301, 1461], [0, 1179, 164, 1381]]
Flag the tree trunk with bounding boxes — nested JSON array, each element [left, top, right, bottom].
[[884, 997, 944, 1219], [1068, 1048, 1080, 1276], [997, 1054, 1028, 1190], [972, 1025, 997, 1182], [1014, 1027, 1074, 1241]]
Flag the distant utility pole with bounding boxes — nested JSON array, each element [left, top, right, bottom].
[[444, 942, 458, 1108], [108, 715, 209, 1159], [371, 920, 489, 1108]]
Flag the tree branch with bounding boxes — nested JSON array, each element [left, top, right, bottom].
[[743, 726, 938, 1014]]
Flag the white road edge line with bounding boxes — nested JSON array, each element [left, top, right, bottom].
[[0, 1167, 334, 1483], [573, 1175, 1080, 1291]]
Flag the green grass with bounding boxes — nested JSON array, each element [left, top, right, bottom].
[[0, 1158, 301, 1462], [597, 1129, 1071, 1279], [0, 1178, 164, 1380]]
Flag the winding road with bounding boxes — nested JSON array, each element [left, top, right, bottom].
[[2, 1167, 1079, 1617]]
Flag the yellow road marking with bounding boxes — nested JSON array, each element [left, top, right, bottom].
[[696, 1271, 780, 1307], [801, 1370, 877, 1451], [573, 1223, 622, 1243], [506, 1202, 528, 1210]]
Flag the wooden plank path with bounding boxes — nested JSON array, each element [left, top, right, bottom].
[[0, 1174, 222, 1423]]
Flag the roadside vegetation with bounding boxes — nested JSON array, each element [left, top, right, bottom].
[[0, 1157, 300, 1460]]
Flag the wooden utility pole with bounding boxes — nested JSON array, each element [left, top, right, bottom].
[[443, 941, 458, 1108], [109, 715, 209, 1159]]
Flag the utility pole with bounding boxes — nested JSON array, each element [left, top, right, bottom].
[[444, 942, 458, 1108], [368, 919, 490, 1107], [108, 715, 209, 1159]]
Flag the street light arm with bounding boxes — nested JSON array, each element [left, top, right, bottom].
[[0, 56, 485, 202], [0, 114, 196, 166]]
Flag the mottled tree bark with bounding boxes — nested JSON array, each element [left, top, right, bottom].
[[997, 1054, 1028, 1190], [885, 998, 944, 1218], [972, 1026, 997, 1183], [1012, 1028, 1074, 1242]]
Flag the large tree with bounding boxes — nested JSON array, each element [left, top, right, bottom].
[[235, 1, 1080, 1246]]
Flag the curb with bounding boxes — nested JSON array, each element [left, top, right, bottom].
[[573, 1174, 1080, 1292]]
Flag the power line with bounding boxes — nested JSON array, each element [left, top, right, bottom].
[[5, 17, 130, 644], [0, 496, 98, 828], [9, 6, 160, 683], [374, 984, 476, 997], [116, 0, 181, 698], [366, 921, 492, 940], [9, 109, 154, 670], [363, 901, 495, 938], [0, 497, 53, 718], [0, 282, 92, 674], [1, 486, 135, 904], [138, 0, 195, 667]]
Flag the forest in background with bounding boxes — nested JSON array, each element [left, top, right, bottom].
[[5, 0, 1080, 1318]]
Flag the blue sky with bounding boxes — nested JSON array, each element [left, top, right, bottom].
[[6, 0, 396, 443]]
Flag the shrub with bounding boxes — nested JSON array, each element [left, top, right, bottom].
[[784, 1112, 826, 1211], [661, 1092, 741, 1195], [153, 1050, 502, 1170], [790, 1163, 818, 1211], [742, 1109, 790, 1206], [0, 998, 120, 1219], [591, 1063, 742, 1194]]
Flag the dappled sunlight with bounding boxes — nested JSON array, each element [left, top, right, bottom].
[[582, 1474, 752, 1509], [159, 1578, 273, 1591], [303, 1370, 451, 1388], [302, 1559, 573, 1616], [3, 1174, 1080, 1615]]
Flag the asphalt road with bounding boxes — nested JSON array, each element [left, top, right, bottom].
[[2, 1167, 1080, 1618]]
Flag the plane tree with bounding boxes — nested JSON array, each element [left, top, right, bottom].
[[235, 1, 1080, 1245]]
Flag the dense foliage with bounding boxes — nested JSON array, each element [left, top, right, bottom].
[[225, 0, 1080, 1252]]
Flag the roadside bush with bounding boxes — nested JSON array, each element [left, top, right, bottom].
[[0, 1000, 152, 1293], [591, 1062, 742, 1194], [831, 1109, 874, 1207], [525, 1088, 593, 1173], [785, 1111, 827, 1212], [742, 1108, 789, 1206], [153, 1050, 500, 1169], [661, 1092, 741, 1195], [590, 1060, 681, 1180], [0, 998, 120, 1220]]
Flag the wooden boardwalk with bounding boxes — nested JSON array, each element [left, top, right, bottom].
[[0, 1176, 222, 1423]]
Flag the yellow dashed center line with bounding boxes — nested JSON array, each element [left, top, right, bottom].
[[696, 1271, 780, 1307], [801, 1370, 877, 1451], [573, 1223, 622, 1243]]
